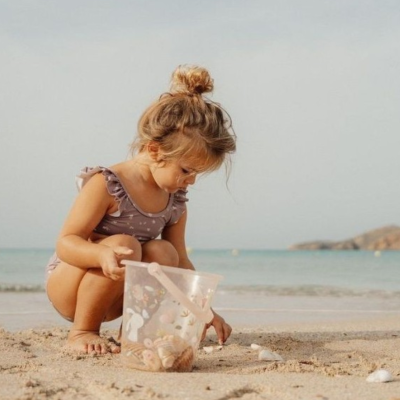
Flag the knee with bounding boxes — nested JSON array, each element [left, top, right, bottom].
[[142, 240, 179, 266]]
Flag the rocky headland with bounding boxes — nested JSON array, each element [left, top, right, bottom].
[[289, 225, 400, 250]]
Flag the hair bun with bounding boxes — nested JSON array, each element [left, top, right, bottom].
[[170, 65, 214, 95]]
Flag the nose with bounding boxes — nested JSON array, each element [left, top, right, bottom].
[[185, 174, 196, 185]]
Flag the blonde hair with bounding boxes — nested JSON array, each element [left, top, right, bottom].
[[132, 65, 236, 174]]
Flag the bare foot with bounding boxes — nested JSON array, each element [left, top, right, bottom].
[[66, 330, 121, 355]]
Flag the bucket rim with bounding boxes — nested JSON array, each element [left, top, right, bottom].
[[121, 260, 223, 281]]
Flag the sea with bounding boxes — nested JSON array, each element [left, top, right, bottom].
[[1, 248, 400, 328], [1, 248, 400, 296]]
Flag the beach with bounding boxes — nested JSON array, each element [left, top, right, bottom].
[[1, 292, 400, 400]]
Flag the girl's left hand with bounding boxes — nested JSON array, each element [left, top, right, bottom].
[[201, 310, 232, 345]]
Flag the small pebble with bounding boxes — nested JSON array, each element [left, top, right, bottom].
[[24, 380, 39, 388], [250, 343, 261, 350]]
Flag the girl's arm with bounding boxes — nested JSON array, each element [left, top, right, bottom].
[[162, 208, 232, 344], [161, 207, 193, 270], [56, 173, 131, 277]]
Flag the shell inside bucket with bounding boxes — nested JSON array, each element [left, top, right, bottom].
[[120, 261, 222, 372]]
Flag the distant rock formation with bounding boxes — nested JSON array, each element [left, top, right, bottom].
[[289, 225, 400, 250]]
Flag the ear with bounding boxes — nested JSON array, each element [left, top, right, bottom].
[[147, 141, 161, 161]]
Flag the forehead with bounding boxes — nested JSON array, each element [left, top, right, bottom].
[[179, 157, 205, 171]]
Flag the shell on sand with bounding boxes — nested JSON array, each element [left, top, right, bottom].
[[203, 346, 214, 354], [366, 369, 393, 383], [171, 346, 194, 372], [258, 349, 284, 362]]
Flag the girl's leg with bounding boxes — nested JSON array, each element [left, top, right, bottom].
[[141, 239, 179, 266], [47, 234, 141, 354]]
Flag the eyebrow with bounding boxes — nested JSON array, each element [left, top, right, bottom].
[[182, 165, 200, 174]]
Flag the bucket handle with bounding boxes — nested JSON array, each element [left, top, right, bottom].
[[147, 262, 214, 324]]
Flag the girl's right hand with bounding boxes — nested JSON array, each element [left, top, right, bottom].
[[98, 246, 134, 281]]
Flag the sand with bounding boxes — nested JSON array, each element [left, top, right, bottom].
[[1, 293, 400, 400]]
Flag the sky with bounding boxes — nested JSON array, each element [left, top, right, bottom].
[[1, 0, 400, 250]]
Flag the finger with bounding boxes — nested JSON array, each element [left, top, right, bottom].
[[114, 246, 134, 256], [113, 271, 125, 281], [200, 326, 207, 342], [223, 323, 232, 343], [201, 322, 212, 342], [211, 321, 224, 345], [217, 328, 225, 345], [221, 323, 232, 344], [202, 323, 211, 340], [214, 320, 231, 345], [106, 270, 123, 281]]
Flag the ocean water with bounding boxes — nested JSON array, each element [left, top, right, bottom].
[[1, 248, 399, 299]]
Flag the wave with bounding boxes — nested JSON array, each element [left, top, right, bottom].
[[0, 283, 45, 292], [2, 282, 400, 299], [218, 284, 400, 299]]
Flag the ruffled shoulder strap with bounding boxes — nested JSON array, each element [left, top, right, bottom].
[[75, 166, 105, 191], [75, 166, 127, 203], [168, 189, 188, 225], [174, 189, 188, 204]]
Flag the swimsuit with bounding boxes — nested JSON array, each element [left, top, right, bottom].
[[45, 166, 188, 276]]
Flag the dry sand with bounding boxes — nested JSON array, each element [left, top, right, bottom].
[[1, 317, 400, 399], [1, 293, 400, 399]]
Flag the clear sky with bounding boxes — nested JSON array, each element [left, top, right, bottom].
[[1, 0, 400, 250]]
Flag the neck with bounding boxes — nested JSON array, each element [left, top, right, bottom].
[[129, 153, 158, 187]]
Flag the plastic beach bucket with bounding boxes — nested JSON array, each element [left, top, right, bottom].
[[120, 260, 222, 372]]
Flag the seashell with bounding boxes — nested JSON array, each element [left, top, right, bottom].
[[123, 341, 147, 360], [251, 343, 261, 350], [157, 347, 176, 369], [153, 335, 188, 355], [366, 369, 393, 383], [203, 346, 214, 354], [123, 342, 163, 372], [142, 349, 163, 372], [258, 349, 284, 362], [171, 346, 194, 372]]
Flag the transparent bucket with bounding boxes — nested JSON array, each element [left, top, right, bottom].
[[120, 261, 222, 372]]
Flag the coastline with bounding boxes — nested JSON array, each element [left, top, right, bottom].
[[1, 292, 400, 399]]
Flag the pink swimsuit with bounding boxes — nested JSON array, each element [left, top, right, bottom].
[[46, 166, 188, 275]]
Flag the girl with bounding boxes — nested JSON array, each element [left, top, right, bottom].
[[46, 65, 236, 354]]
